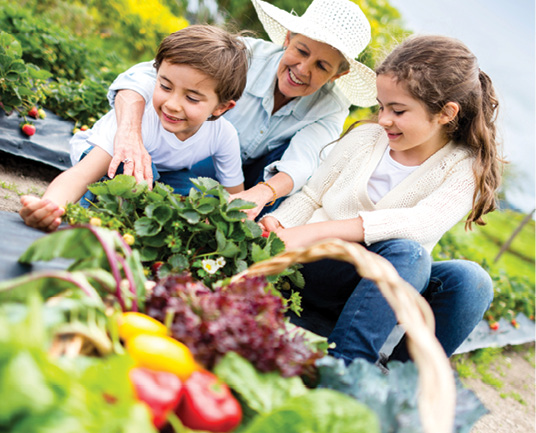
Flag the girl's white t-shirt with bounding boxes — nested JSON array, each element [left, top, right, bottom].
[[70, 103, 244, 187], [367, 146, 419, 204]]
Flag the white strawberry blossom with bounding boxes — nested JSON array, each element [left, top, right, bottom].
[[202, 257, 226, 274], [202, 259, 219, 274]]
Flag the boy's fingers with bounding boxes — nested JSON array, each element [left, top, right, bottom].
[[20, 199, 63, 229]]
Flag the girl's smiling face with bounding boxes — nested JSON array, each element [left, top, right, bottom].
[[376, 73, 455, 166], [275, 33, 349, 101], [153, 61, 234, 141]]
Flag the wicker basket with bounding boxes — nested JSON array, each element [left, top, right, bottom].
[[232, 238, 456, 433]]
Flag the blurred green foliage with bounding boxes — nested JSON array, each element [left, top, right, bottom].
[[0, 0, 189, 126], [433, 210, 535, 323], [0, 31, 51, 114]]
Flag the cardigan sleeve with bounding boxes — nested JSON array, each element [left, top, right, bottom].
[[360, 155, 476, 252], [269, 123, 380, 228]]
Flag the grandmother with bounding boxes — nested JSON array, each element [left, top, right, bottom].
[[105, 0, 377, 218]]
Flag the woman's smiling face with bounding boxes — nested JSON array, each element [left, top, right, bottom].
[[275, 33, 348, 100]]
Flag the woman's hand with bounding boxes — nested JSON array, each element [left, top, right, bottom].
[[230, 183, 275, 220], [19, 195, 64, 232], [107, 89, 154, 186], [108, 125, 153, 184]]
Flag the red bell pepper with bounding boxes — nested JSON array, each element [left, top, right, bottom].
[[129, 367, 184, 429], [176, 370, 242, 432]]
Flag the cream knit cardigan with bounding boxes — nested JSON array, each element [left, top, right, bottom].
[[269, 123, 476, 253]]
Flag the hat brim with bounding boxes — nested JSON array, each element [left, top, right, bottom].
[[251, 0, 377, 107]]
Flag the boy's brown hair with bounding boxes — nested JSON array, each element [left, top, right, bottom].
[[154, 25, 249, 104]]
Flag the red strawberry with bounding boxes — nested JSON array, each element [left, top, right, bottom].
[[28, 106, 39, 118], [489, 321, 499, 331], [21, 123, 36, 136], [151, 261, 164, 276], [511, 319, 519, 328], [261, 230, 270, 238]]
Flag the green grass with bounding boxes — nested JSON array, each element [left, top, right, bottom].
[[499, 391, 526, 405], [523, 345, 535, 367], [452, 347, 505, 389], [452, 344, 535, 402], [433, 209, 535, 285], [0, 180, 43, 197]]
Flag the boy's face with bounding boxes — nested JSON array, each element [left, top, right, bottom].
[[153, 61, 235, 141]]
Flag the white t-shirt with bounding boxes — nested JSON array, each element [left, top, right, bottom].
[[367, 146, 419, 204], [70, 103, 244, 187]]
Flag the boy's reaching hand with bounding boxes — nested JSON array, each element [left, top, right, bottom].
[[19, 195, 65, 232]]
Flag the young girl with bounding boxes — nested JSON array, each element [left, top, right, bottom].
[[261, 35, 503, 365]]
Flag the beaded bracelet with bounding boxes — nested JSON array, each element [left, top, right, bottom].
[[258, 181, 277, 206]]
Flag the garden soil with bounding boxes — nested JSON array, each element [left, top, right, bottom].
[[0, 150, 534, 433]]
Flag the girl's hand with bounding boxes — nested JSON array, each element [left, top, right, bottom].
[[259, 216, 283, 232], [273, 218, 365, 250], [273, 225, 321, 250], [19, 195, 65, 232]]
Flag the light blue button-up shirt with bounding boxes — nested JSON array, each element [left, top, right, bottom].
[[108, 37, 350, 194]]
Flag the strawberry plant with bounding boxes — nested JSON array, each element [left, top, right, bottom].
[[43, 73, 114, 128], [0, 31, 51, 115], [0, 3, 115, 81], [0, 2, 124, 126], [63, 176, 304, 311]]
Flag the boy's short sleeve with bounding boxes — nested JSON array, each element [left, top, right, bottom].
[[211, 118, 244, 187]]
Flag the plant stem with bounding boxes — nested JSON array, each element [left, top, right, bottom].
[[85, 226, 125, 310]]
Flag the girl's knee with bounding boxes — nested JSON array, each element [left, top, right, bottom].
[[434, 260, 494, 309], [457, 260, 493, 303]]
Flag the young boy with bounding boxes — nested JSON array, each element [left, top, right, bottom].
[[20, 25, 249, 232]]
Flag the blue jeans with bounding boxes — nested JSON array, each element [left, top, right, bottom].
[[389, 259, 494, 361], [157, 169, 200, 196], [192, 140, 291, 217], [287, 239, 494, 364]]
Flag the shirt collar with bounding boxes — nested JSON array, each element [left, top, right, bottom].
[[246, 49, 346, 119]]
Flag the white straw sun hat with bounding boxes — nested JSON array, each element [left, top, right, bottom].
[[251, 0, 377, 107]]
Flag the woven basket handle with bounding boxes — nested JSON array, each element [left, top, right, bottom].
[[232, 238, 456, 433]]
